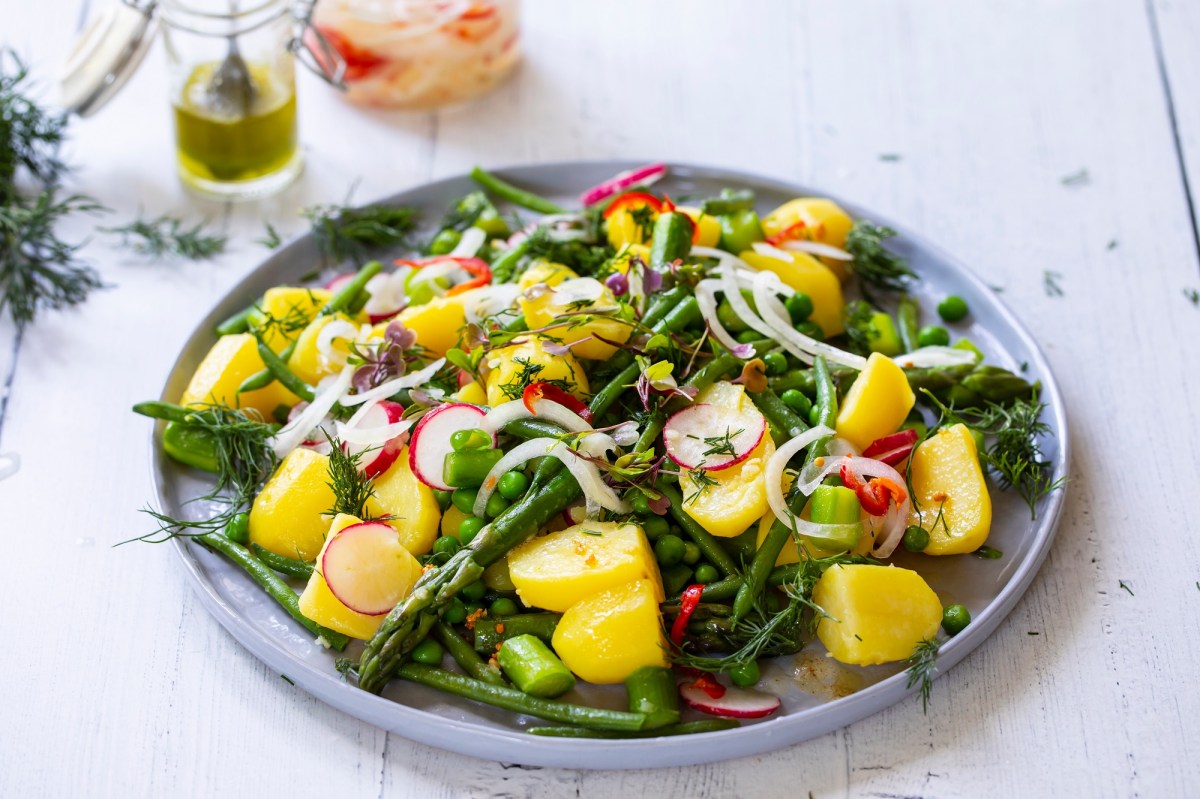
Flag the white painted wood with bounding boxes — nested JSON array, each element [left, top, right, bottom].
[[2, 0, 1199, 797]]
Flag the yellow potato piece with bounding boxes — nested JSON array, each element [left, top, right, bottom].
[[452, 380, 487, 406], [250, 286, 331, 352], [366, 446, 442, 556], [605, 204, 658, 248], [739, 249, 846, 336], [484, 335, 588, 407], [762, 197, 854, 280], [286, 313, 358, 386], [518, 281, 631, 360], [552, 579, 669, 684], [835, 352, 915, 451], [179, 333, 297, 419], [397, 296, 468, 357], [249, 448, 336, 562], [518, 260, 578, 291], [678, 206, 721, 248], [508, 522, 663, 612], [907, 424, 992, 555], [298, 514, 421, 640], [813, 564, 942, 665]]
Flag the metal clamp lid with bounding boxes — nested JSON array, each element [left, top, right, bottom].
[[290, 1, 346, 90]]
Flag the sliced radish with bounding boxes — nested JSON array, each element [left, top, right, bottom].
[[408, 403, 492, 490], [325, 273, 355, 292], [561, 500, 587, 527], [861, 428, 919, 467], [321, 522, 417, 615], [580, 162, 668, 206], [680, 681, 781, 719], [342, 400, 408, 478], [663, 403, 766, 471], [363, 269, 409, 323]]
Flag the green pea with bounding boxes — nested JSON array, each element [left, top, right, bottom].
[[682, 542, 701, 566], [937, 295, 969, 322], [808, 404, 821, 427], [432, 489, 453, 511], [735, 329, 761, 344], [795, 320, 824, 341], [729, 660, 760, 688], [641, 515, 670, 541], [429, 229, 461, 255], [902, 525, 930, 553], [458, 515, 486, 544], [410, 638, 444, 665], [780, 388, 812, 417], [654, 534, 686, 567], [489, 597, 519, 616], [461, 580, 487, 601], [450, 428, 492, 451], [694, 563, 719, 584], [785, 292, 814, 323], [451, 488, 477, 515], [443, 597, 468, 625], [485, 492, 510, 519], [629, 492, 652, 516], [942, 604, 971, 635], [433, 536, 460, 558], [762, 351, 788, 376], [224, 512, 250, 545], [496, 470, 530, 500], [917, 325, 951, 348]]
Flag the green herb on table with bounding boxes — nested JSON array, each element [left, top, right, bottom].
[[878, 153, 902, 162], [1184, 288, 1199, 306], [844, 221, 917, 293], [905, 638, 939, 713], [102, 214, 227, 260], [1118, 580, 1134, 596], [1060, 168, 1090, 187], [258, 222, 283, 250], [1043, 270, 1064, 297], [1106, 239, 1119, 250], [973, 545, 1004, 560], [303, 202, 418, 263]]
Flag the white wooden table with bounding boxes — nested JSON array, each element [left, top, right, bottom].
[[3, 1, 1199, 796]]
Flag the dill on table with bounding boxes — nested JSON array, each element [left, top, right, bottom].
[[101, 214, 227, 260], [302, 202, 418, 263]]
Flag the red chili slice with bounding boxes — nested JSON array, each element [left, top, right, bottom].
[[840, 464, 908, 516], [602, 191, 663, 219], [691, 673, 727, 700], [521, 382, 593, 422], [764, 220, 808, 247], [670, 584, 705, 646], [861, 428, 919, 467]]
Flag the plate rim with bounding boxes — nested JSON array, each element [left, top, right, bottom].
[[155, 160, 1070, 769]]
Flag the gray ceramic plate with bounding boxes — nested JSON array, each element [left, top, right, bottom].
[[154, 162, 1069, 769]]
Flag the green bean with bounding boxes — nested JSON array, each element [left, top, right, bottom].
[[749, 389, 810, 443], [322, 260, 383, 316], [649, 211, 693, 268], [237, 339, 298, 395], [496, 634, 575, 698], [624, 666, 680, 729], [470, 166, 566, 215], [199, 533, 349, 650], [255, 338, 315, 402], [528, 719, 739, 738], [396, 663, 649, 732], [657, 484, 740, 578], [250, 543, 314, 579], [897, 294, 920, 353], [162, 422, 221, 473], [701, 189, 756, 217], [215, 304, 256, 336], [472, 613, 561, 654], [489, 239, 532, 284], [132, 401, 196, 424], [502, 314, 528, 333], [433, 620, 506, 686], [444, 449, 505, 488]]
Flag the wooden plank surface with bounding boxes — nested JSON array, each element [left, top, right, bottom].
[[2, 1, 1199, 797]]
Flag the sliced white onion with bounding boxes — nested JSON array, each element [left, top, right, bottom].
[[781, 239, 853, 261], [764, 425, 835, 530], [408, 261, 464, 296], [472, 438, 629, 518], [870, 501, 910, 559], [316, 319, 360, 365], [459, 284, 521, 325], [363, 269, 409, 319], [551, 277, 607, 306], [826, 437, 860, 458], [343, 397, 381, 430], [339, 358, 446, 407], [272, 366, 355, 458], [535, 213, 586, 226], [610, 421, 639, 447], [751, 271, 867, 370], [545, 229, 591, 242], [893, 346, 978, 369], [577, 432, 618, 459], [717, 261, 778, 342], [696, 279, 753, 358], [480, 398, 593, 435], [793, 454, 848, 498], [448, 226, 487, 258], [751, 242, 796, 262]]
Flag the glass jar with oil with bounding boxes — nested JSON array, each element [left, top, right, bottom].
[[161, 0, 304, 200]]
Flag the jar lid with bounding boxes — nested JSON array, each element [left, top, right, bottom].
[[59, 2, 158, 117]]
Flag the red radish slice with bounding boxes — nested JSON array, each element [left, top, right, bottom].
[[861, 428, 919, 467], [343, 400, 407, 478], [679, 681, 781, 719], [579, 162, 668, 206], [663, 404, 766, 471], [561, 500, 587, 527], [325, 273, 355, 292], [363, 271, 408, 323], [321, 522, 417, 615], [408, 403, 492, 490]]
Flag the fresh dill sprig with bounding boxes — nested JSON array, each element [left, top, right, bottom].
[[258, 222, 283, 250], [127, 404, 279, 544], [844, 221, 917, 293], [302, 202, 418, 263], [905, 638, 940, 713], [324, 430, 377, 519], [701, 427, 744, 459], [102, 214, 227, 260], [840, 299, 878, 356], [522, 226, 614, 276], [1043, 270, 1064, 297], [0, 50, 67, 201], [497, 355, 573, 401], [684, 467, 719, 505], [252, 292, 317, 343]]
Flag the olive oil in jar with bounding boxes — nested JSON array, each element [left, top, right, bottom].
[[173, 61, 298, 189]]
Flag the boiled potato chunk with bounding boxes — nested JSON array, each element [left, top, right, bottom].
[[605, 202, 658, 248], [813, 564, 942, 665], [452, 380, 487, 406], [679, 382, 774, 538], [907, 424, 992, 555], [485, 335, 589, 407], [248, 448, 336, 562], [248, 286, 331, 352], [762, 198, 854, 280], [739, 249, 846, 336], [180, 333, 297, 419], [396, 295, 468, 356], [365, 446, 442, 556], [518, 279, 632, 360], [678, 206, 721, 247], [518, 260, 578, 291], [836, 352, 915, 451], [298, 514, 422, 640], [508, 522, 663, 612], [552, 579, 669, 684]]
